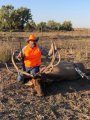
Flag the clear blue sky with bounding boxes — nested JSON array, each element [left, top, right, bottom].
[[0, 0, 90, 28]]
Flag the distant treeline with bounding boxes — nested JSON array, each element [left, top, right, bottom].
[[0, 5, 73, 32]]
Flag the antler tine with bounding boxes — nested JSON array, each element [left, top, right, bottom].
[[46, 40, 55, 66], [4, 62, 14, 74], [53, 42, 61, 66], [53, 50, 61, 66], [40, 41, 54, 73], [12, 50, 33, 77], [41, 40, 56, 73], [41, 41, 54, 73]]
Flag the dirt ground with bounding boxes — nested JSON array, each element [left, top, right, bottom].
[[0, 66, 90, 120]]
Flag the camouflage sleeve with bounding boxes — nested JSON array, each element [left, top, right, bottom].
[[39, 45, 49, 57]]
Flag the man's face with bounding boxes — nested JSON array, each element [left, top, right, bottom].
[[28, 40, 37, 48]]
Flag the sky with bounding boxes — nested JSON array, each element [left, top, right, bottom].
[[0, 0, 90, 28]]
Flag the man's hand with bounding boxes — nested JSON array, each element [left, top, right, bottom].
[[16, 52, 22, 61], [16, 56, 21, 61]]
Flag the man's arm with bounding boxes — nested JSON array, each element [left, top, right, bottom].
[[39, 42, 56, 57], [39, 44, 55, 60], [16, 46, 26, 60], [39, 46, 48, 56]]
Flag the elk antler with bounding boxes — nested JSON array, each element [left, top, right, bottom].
[[40, 41, 61, 73], [12, 51, 33, 77], [52, 41, 61, 67], [4, 62, 14, 74]]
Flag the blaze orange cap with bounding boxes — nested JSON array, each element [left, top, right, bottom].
[[29, 34, 36, 41], [26, 34, 39, 43]]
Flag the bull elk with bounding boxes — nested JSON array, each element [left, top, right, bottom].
[[11, 41, 86, 96]]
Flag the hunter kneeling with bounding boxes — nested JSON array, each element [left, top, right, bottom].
[[16, 33, 53, 96]]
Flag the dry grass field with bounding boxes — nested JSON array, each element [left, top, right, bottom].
[[0, 30, 90, 68], [0, 31, 90, 120]]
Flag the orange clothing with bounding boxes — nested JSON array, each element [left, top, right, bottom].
[[23, 44, 41, 67]]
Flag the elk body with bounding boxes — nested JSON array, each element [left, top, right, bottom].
[[44, 61, 85, 81]]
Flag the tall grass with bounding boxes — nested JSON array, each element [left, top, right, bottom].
[[0, 42, 12, 63]]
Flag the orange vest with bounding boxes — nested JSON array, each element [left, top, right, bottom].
[[23, 44, 41, 67]]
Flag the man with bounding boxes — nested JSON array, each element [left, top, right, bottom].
[[16, 33, 52, 85]]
